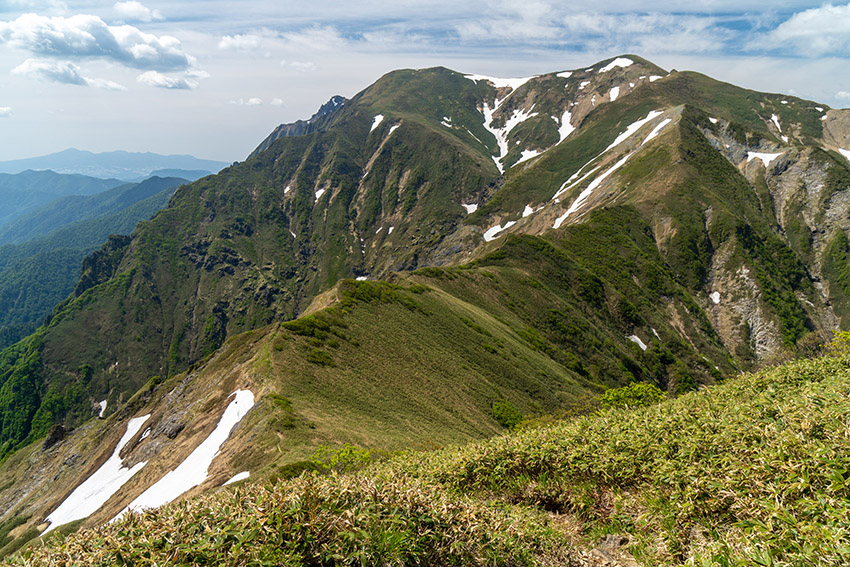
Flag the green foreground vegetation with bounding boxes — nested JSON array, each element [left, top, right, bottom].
[[7, 351, 850, 566]]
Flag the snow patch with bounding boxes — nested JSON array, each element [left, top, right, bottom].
[[388, 226, 394, 234], [838, 149, 850, 163], [370, 114, 384, 132], [224, 471, 250, 486], [376, 226, 383, 234], [627, 335, 648, 350], [652, 328, 661, 339], [522, 205, 534, 218], [515, 149, 541, 165], [579, 80, 591, 90], [462, 203, 478, 214], [770, 113, 782, 132], [480, 104, 538, 173], [781, 135, 789, 143], [822, 115, 828, 121], [483, 221, 517, 242], [284, 184, 292, 194], [816, 106, 824, 112], [748, 152, 783, 167], [315, 188, 325, 201], [98, 400, 107, 418], [115, 390, 255, 520], [609, 86, 620, 101], [388, 123, 400, 137], [781, 100, 788, 104], [606, 110, 664, 151], [599, 57, 633, 73], [140, 428, 150, 440], [44, 414, 151, 533], [708, 117, 718, 124], [290, 230, 296, 238], [554, 154, 631, 229], [641, 118, 672, 145], [710, 291, 720, 304], [464, 74, 535, 92], [441, 120, 452, 128], [355, 276, 368, 281], [649, 75, 662, 82], [556, 71, 572, 79], [558, 110, 575, 143]]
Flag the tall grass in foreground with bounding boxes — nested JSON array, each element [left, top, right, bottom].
[[8, 355, 850, 566]]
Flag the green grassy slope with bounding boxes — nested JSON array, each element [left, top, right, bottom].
[[8, 352, 849, 566]]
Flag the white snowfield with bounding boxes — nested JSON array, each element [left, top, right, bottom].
[[98, 399, 107, 418], [609, 86, 620, 102], [370, 114, 384, 132], [599, 57, 633, 73], [483, 220, 517, 242], [480, 104, 538, 173], [708, 117, 718, 124], [606, 110, 664, 151], [771, 114, 782, 132], [461, 203, 478, 214], [522, 205, 534, 218], [554, 154, 632, 229], [315, 188, 325, 201], [556, 71, 572, 79], [557, 110, 575, 143], [464, 74, 535, 92], [223, 471, 250, 486], [515, 149, 541, 166], [627, 335, 648, 350], [649, 75, 662, 82], [748, 152, 783, 167], [387, 123, 400, 137], [838, 149, 850, 163], [711, 291, 721, 304], [44, 414, 151, 534], [114, 390, 255, 521], [642, 118, 672, 145]]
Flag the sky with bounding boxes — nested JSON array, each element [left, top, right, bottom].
[[1, 1, 850, 163]]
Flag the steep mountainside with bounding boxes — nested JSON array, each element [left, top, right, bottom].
[[0, 177, 185, 350], [0, 55, 848, 548]]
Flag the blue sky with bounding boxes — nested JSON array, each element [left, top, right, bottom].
[[1, 1, 849, 162]]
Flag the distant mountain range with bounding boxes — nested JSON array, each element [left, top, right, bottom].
[[0, 149, 228, 181]]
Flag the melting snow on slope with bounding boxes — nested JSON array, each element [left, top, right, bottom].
[[388, 123, 400, 137], [642, 118, 672, 145], [522, 205, 534, 217], [710, 291, 721, 304], [553, 154, 632, 229], [556, 71, 572, 79], [771, 114, 782, 132], [599, 57, 633, 73], [708, 117, 718, 124], [370, 114, 384, 132], [483, 221, 517, 242], [115, 390, 255, 520], [515, 149, 541, 165], [388, 226, 394, 234], [223, 471, 250, 486], [462, 203, 478, 214], [606, 110, 664, 151], [480, 105, 538, 173], [558, 110, 575, 143], [838, 149, 850, 162], [579, 80, 590, 90], [290, 230, 296, 238], [44, 414, 151, 533], [627, 335, 648, 350], [748, 152, 783, 167], [284, 184, 292, 194], [315, 188, 325, 201], [356, 276, 368, 281], [609, 86, 620, 101], [98, 400, 107, 418], [552, 164, 600, 201], [649, 75, 662, 82], [465, 74, 535, 92]]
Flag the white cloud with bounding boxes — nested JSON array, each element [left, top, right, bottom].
[[758, 3, 850, 56], [281, 26, 348, 51], [270, 98, 284, 106], [0, 107, 11, 117], [290, 61, 316, 72], [836, 91, 850, 101], [218, 33, 262, 51], [114, 1, 163, 23], [0, 13, 194, 71], [137, 69, 205, 90], [229, 97, 263, 106], [12, 58, 126, 89]]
